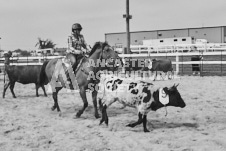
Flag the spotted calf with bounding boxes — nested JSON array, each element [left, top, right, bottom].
[[98, 76, 186, 132]]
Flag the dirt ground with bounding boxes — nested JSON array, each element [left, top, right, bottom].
[[0, 75, 226, 151]]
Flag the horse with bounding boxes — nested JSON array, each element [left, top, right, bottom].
[[39, 42, 120, 118]]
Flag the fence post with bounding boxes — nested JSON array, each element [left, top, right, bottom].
[[221, 50, 222, 76], [176, 54, 179, 75], [200, 51, 204, 77], [181, 52, 184, 75]]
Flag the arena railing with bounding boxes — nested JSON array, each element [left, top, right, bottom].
[[0, 50, 226, 76]]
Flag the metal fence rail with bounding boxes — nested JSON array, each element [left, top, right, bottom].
[[0, 51, 226, 76]]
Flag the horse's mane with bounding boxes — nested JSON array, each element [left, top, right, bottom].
[[89, 42, 109, 57]]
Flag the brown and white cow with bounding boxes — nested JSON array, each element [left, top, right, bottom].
[[98, 75, 186, 132]]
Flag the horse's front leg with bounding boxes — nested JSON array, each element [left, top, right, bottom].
[[92, 90, 100, 119], [51, 87, 62, 112], [75, 87, 88, 118], [153, 71, 157, 81]]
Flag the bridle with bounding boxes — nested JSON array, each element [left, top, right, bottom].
[[80, 44, 106, 77]]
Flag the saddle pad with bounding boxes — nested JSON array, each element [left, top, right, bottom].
[[62, 58, 71, 68]]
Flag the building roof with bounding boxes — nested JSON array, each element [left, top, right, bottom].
[[105, 25, 226, 35]]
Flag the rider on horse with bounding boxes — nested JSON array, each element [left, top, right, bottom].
[[66, 23, 90, 71]]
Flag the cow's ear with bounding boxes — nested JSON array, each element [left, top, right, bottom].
[[173, 83, 179, 88]]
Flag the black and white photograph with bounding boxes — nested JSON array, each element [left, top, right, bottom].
[[0, 0, 226, 150]]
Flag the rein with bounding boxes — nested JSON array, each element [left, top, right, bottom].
[[3, 64, 6, 84], [164, 106, 168, 116]]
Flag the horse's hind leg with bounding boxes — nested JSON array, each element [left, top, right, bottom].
[[35, 84, 47, 97], [75, 87, 88, 118], [92, 90, 100, 119], [41, 85, 47, 96], [51, 92, 57, 111], [51, 87, 62, 112]]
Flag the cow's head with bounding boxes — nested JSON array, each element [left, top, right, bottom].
[[4, 51, 12, 65], [164, 84, 186, 108]]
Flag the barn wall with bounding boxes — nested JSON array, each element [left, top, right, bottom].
[[105, 26, 226, 48], [157, 29, 188, 39], [189, 27, 222, 43], [130, 31, 157, 45], [105, 33, 127, 48], [224, 27, 226, 42]]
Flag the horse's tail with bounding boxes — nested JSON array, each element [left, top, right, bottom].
[[39, 61, 49, 85]]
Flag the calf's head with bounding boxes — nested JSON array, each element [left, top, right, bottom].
[[164, 84, 186, 108]]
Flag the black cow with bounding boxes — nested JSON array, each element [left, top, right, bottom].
[[98, 75, 186, 132], [2, 53, 47, 98], [141, 59, 174, 81]]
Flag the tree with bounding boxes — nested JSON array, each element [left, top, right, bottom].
[[13, 49, 31, 56], [14, 49, 22, 53], [35, 37, 56, 49], [20, 50, 31, 56]]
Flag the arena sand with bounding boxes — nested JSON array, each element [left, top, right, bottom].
[[0, 75, 226, 151]]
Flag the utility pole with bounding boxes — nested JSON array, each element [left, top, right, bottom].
[[0, 37, 1, 51], [123, 0, 132, 54]]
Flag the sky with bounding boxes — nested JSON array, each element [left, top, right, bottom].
[[0, 0, 226, 51]]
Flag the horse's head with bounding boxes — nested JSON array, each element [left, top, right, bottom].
[[90, 42, 121, 71]]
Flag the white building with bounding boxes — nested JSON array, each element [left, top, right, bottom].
[[35, 48, 54, 56], [105, 26, 226, 53]]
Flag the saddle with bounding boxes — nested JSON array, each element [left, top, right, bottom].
[[61, 55, 85, 87], [62, 54, 84, 72]]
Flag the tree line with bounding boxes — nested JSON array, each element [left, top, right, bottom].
[[1, 38, 56, 57]]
